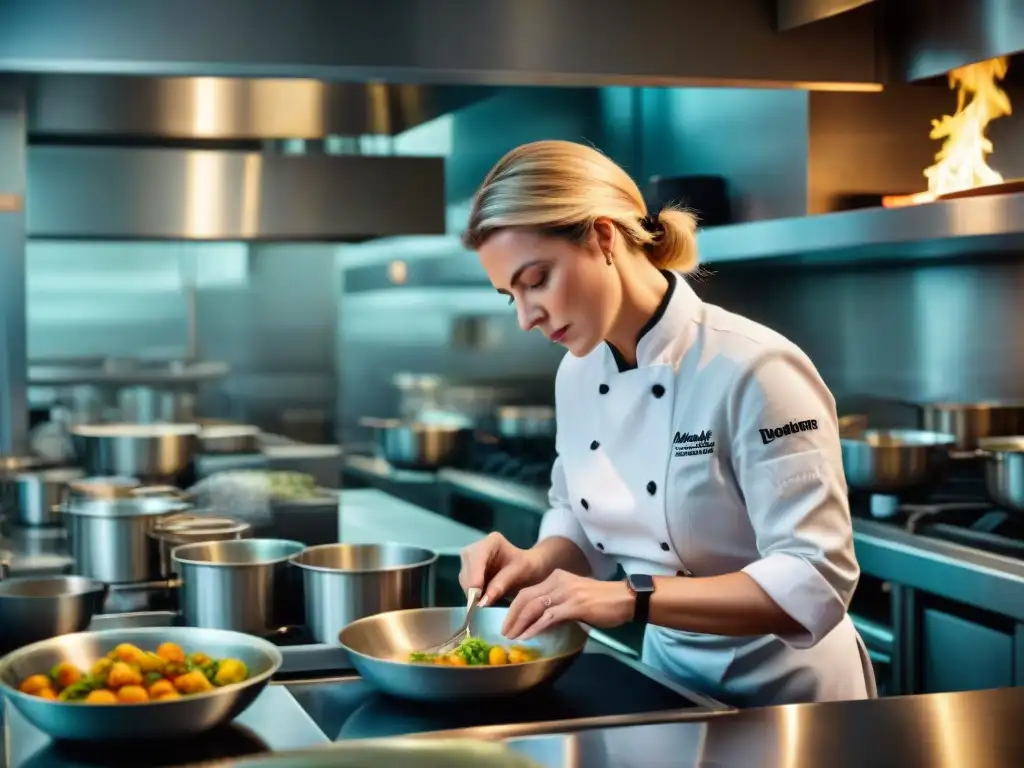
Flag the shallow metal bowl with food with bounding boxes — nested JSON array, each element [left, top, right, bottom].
[[0, 626, 282, 742], [338, 606, 587, 703]]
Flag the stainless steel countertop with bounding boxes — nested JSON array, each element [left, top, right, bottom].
[[407, 684, 1024, 767]]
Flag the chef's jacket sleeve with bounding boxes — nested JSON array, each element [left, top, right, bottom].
[[730, 350, 859, 649], [537, 456, 619, 581]]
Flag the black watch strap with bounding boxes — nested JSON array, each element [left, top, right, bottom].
[[627, 574, 655, 625]]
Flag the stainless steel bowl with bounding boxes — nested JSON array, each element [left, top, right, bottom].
[[0, 575, 107, 654], [0, 626, 282, 742], [840, 429, 958, 493], [174, 539, 306, 634], [338, 606, 588, 702], [291, 544, 437, 645]]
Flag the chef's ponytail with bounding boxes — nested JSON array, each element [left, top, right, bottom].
[[463, 140, 701, 275], [644, 207, 700, 273]]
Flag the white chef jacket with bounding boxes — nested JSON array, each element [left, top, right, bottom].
[[538, 270, 874, 707]]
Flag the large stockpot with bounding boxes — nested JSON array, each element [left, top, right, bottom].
[[840, 429, 958, 493], [63, 493, 190, 584], [290, 543, 437, 645], [173, 539, 306, 635], [11, 467, 85, 526], [149, 513, 253, 579], [361, 417, 469, 471], [976, 437, 1024, 516], [71, 422, 201, 480], [918, 401, 1024, 451]]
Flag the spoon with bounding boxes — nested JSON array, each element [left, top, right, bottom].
[[419, 587, 482, 656]]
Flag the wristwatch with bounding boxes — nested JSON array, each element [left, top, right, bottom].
[[626, 573, 655, 625]]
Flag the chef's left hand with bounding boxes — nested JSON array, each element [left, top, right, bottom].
[[501, 570, 635, 642]]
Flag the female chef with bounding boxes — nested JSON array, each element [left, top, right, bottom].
[[458, 139, 876, 707]]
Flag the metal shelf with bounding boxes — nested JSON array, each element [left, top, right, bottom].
[[698, 192, 1024, 266]]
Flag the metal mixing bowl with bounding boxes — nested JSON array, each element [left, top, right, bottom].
[[0, 576, 107, 654], [338, 606, 587, 702], [0, 626, 283, 741]]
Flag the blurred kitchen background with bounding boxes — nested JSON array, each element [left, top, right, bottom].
[[3, 0, 1024, 698]]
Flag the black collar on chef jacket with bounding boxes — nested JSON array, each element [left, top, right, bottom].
[[605, 269, 678, 373]]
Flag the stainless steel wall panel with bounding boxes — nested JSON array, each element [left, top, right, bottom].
[[0, 78, 29, 452]]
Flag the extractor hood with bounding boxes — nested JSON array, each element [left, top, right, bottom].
[[779, 0, 1024, 84], [27, 145, 446, 241], [0, 0, 880, 91], [20, 75, 455, 240]]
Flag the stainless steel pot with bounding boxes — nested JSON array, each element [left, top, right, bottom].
[[0, 575, 107, 654], [71, 422, 201, 480], [173, 539, 306, 635], [976, 437, 1024, 516], [918, 401, 1024, 451], [149, 512, 253, 578], [63, 494, 189, 583], [495, 405, 555, 439], [0, 455, 52, 517], [840, 429, 958, 493], [199, 424, 262, 455], [361, 417, 469, 471], [290, 543, 437, 645], [11, 467, 85, 526]]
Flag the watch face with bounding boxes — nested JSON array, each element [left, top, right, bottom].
[[628, 573, 655, 592]]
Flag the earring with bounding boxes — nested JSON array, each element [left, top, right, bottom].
[[605, 252, 613, 266]]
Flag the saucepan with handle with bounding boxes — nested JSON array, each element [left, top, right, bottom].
[[840, 429, 958, 494], [975, 437, 1024, 518]]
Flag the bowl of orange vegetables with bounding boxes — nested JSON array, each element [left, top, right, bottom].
[[0, 626, 282, 741]]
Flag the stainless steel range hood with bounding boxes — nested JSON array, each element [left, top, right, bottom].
[[0, 0, 881, 91], [21, 75, 451, 240], [883, 0, 1024, 83], [27, 145, 446, 241], [779, 0, 1024, 84], [26, 75, 491, 139]]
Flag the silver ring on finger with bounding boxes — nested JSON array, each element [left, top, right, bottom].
[[543, 595, 552, 608]]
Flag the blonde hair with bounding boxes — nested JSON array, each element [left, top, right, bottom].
[[463, 140, 699, 273]]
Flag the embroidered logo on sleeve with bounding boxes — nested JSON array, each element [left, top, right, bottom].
[[673, 429, 715, 457], [758, 419, 818, 445]]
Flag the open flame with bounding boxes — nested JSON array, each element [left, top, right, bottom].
[[882, 57, 1012, 208]]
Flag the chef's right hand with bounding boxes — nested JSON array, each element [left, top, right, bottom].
[[459, 532, 544, 607]]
